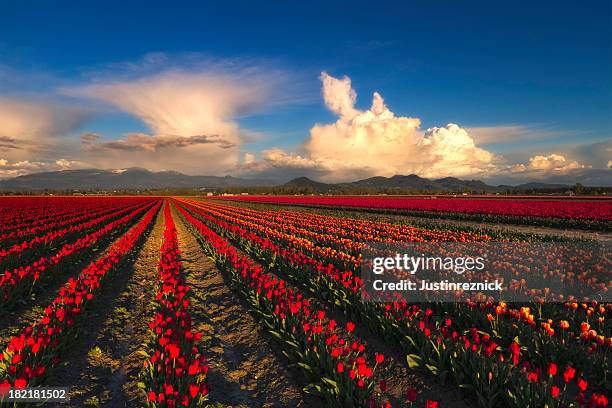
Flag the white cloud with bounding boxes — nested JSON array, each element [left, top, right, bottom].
[[511, 153, 587, 173], [243, 72, 498, 182], [243, 152, 256, 165], [0, 60, 606, 184], [0, 158, 87, 178], [55, 159, 86, 169], [320, 72, 359, 118], [68, 69, 276, 140], [64, 63, 295, 175], [0, 97, 87, 140]]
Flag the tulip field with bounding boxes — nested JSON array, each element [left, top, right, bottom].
[[220, 195, 612, 231], [0, 196, 610, 407]]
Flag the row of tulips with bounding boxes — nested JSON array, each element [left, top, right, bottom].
[[193, 200, 610, 354], [0, 197, 137, 235], [174, 202, 392, 408], [219, 195, 612, 231], [189, 200, 610, 368], [195, 200, 610, 294], [177, 199, 608, 408], [204, 200, 611, 392], [0, 199, 137, 247], [0, 200, 156, 306], [139, 201, 209, 407], [210, 199, 492, 244], [0, 200, 161, 391], [223, 200, 610, 311], [0, 199, 153, 271]]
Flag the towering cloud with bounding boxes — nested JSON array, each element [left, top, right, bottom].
[[70, 70, 271, 140], [319, 72, 359, 118], [244, 72, 497, 182], [66, 66, 284, 174]]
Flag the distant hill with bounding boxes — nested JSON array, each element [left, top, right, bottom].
[[0, 168, 275, 191], [282, 176, 332, 190], [278, 175, 577, 193], [0, 168, 603, 193]]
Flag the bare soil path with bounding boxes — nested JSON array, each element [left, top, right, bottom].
[[176, 201, 474, 407], [0, 210, 147, 351], [46, 207, 164, 408], [172, 204, 316, 407]]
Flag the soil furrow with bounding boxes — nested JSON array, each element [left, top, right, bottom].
[[44, 208, 164, 407], [183, 202, 473, 407], [172, 204, 315, 407], [0, 210, 148, 350]]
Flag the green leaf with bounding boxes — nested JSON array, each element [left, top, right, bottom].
[[285, 340, 300, 349], [426, 364, 439, 375], [321, 377, 340, 392], [298, 362, 314, 373], [407, 354, 422, 368], [268, 330, 283, 340]]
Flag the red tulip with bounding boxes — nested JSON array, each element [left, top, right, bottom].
[[550, 386, 560, 399], [563, 366, 576, 383], [577, 378, 587, 392], [406, 387, 417, 402], [148, 391, 157, 402]]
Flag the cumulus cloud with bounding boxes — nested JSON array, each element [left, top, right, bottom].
[[495, 154, 611, 186], [480, 153, 604, 185], [517, 154, 586, 172], [241, 72, 498, 182], [0, 59, 605, 184], [320, 72, 359, 118], [0, 157, 88, 178]]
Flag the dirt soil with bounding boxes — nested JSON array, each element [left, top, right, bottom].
[[172, 204, 319, 407], [0, 210, 147, 352], [46, 208, 164, 408], [194, 205, 474, 407]]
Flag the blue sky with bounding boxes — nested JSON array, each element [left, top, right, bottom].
[[0, 0, 610, 184]]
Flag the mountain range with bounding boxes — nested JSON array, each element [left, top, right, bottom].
[[0, 168, 275, 191], [0, 167, 594, 192]]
